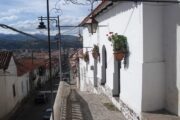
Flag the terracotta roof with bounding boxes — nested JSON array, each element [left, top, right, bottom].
[[0, 51, 13, 70], [16, 58, 46, 76], [80, 0, 113, 26]]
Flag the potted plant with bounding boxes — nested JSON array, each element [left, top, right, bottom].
[[83, 51, 89, 62], [92, 45, 100, 59], [107, 32, 128, 61]]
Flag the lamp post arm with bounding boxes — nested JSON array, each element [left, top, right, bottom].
[[38, 17, 58, 26]]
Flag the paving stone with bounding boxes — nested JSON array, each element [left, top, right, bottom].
[[64, 85, 125, 120]]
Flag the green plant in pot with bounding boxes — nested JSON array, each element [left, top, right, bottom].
[[108, 33, 128, 61], [92, 44, 100, 59], [83, 51, 89, 62]]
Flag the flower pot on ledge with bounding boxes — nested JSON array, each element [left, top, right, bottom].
[[113, 51, 125, 61], [83, 52, 89, 63], [92, 52, 99, 59]]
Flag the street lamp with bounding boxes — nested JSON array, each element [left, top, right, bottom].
[[84, 17, 98, 34], [37, 0, 55, 120], [38, 16, 62, 76], [38, 16, 46, 29], [37, 15, 63, 120]]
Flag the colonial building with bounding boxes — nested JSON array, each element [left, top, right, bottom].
[[0, 51, 29, 119], [0, 51, 58, 119], [79, 0, 180, 119]]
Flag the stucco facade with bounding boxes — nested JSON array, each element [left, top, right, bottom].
[[79, 1, 180, 119], [0, 57, 30, 119]]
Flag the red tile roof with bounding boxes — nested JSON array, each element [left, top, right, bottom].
[[0, 51, 13, 70], [16, 58, 47, 76]]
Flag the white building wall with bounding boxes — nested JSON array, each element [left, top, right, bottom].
[[5, 76, 19, 113], [97, 2, 144, 113], [0, 72, 8, 118], [142, 4, 165, 111], [163, 4, 180, 115], [0, 58, 30, 119], [17, 73, 30, 101], [79, 59, 86, 91], [82, 28, 97, 89], [81, 2, 144, 114], [0, 57, 19, 119], [80, 1, 180, 117]]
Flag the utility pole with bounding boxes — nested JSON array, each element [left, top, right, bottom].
[[46, 0, 54, 120], [57, 16, 63, 86]]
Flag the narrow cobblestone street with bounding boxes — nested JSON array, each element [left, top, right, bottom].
[[7, 77, 60, 120], [62, 85, 125, 120]]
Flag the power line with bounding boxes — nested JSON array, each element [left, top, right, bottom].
[[123, 7, 135, 34], [0, 24, 43, 41]]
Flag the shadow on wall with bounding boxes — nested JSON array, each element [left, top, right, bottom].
[[163, 3, 180, 115], [66, 89, 93, 120], [124, 41, 130, 69]]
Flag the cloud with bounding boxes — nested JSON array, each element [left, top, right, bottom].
[[0, 20, 39, 34], [0, 9, 21, 17], [0, 15, 18, 22], [0, 28, 18, 34], [60, 15, 84, 25], [0, 0, 100, 35]]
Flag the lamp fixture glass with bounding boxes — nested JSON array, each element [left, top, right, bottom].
[[38, 21, 46, 29], [85, 17, 98, 34]]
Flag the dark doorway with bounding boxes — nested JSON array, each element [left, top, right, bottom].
[[113, 60, 120, 97], [94, 59, 98, 87], [101, 45, 107, 85]]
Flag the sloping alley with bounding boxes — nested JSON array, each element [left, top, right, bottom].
[[59, 83, 125, 120]]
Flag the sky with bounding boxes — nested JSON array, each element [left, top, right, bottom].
[[0, 0, 99, 35]]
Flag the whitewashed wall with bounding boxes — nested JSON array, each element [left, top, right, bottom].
[[0, 57, 19, 119], [0, 58, 30, 119], [163, 4, 180, 115], [81, 2, 144, 114], [80, 1, 180, 117], [97, 2, 144, 113], [17, 73, 30, 100], [141, 4, 165, 112]]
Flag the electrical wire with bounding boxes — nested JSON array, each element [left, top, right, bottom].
[[61, 26, 79, 34], [61, 28, 75, 34], [123, 7, 135, 34]]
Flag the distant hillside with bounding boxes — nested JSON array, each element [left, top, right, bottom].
[[0, 34, 82, 50]]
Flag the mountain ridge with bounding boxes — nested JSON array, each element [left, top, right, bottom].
[[0, 33, 82, 49]]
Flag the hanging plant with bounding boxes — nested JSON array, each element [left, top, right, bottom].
[[83, 51, 89, 62], [107, 32, 128, 61], [92, 44, 100, 59]]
